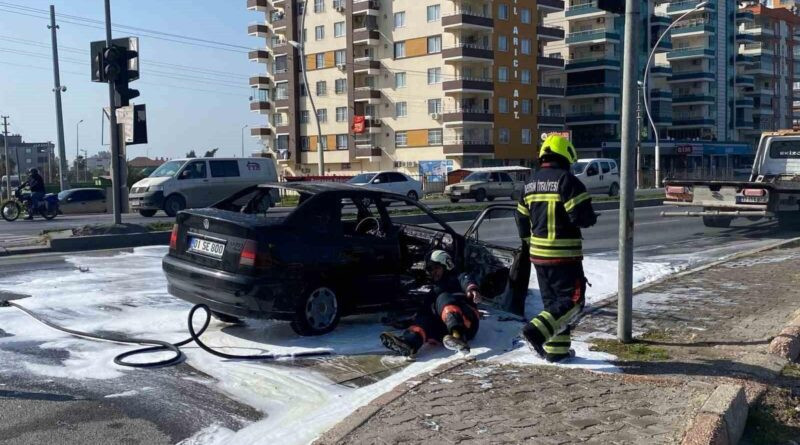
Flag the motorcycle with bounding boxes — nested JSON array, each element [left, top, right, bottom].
[[1, 187, 60, 221]]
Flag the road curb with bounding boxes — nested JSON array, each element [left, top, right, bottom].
[[314, 357, 474, 444], [48, 231, 170, 252], [681, 384, 748, 445], [768, 310, 800, 362]]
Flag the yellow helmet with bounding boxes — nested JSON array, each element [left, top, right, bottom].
[[539, 134, 578, 164]]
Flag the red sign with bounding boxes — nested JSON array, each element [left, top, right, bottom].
[[351, 115, 366, 134]]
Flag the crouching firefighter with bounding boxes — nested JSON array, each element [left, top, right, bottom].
[[517, 135, 597, 363], [380, 250, 482, 358]]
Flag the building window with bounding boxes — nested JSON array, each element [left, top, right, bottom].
[[273, 114, 283, 126], [316, 81, 327, 96], [302, 28, 307, 44], [522, 129, 532, 144], [427, 35, 442, 54], [300, 110, 310, 123], [335, 49, 346, 65], [394, 11, 406, 28], [428, 128, 443, 145], [521, 99, 532, 114], [334, 21, 345, 37], [336, 107, 348, 122], [301, 136, 310, 151], [319, 136, 328, 150], [521, 69, 531, 84], [315, 53, 325, 68], [314, 0, 324, 13], [498, 97, 509, 113], [317, 108, 328, 123], [395, 72, 407, 88], [521, 38, 531, 55], [336, 134, 348, 150], [498, 66, 509, 82], [498, 4, 509, 20], [396, 102, 408, 117], [520, 8, 531, 23], [498, 35, 508, 52], [395, 131, 408, 147], [427, 5, 440, 22], [298, 2, 305, 14], [315, 25, 325, 40], [394, 41, 406, 58], [499, 128, 510, 144], [428, 98, 442, 114], [335, 78, 347, 94], [275, 82, 289, 99], [427, 67, 442, 84]]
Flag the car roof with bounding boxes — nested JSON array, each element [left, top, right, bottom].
[[462, 166, 530, 173], [577, 158, 616, 163], [257, 181, 388, 195], [62, 188, 103, 192]]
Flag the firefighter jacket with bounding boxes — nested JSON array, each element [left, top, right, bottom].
[[516, 161, 597, 264]]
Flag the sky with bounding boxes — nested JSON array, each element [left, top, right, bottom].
[[0, 0, 261, 165]]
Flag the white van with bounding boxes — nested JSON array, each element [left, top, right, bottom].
[[129, 157, 278, 217], [571, 158, 620, 196]]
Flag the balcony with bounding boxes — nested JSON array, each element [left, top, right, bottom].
[[655, 38, 672, 52], [651, 14, 671, 27], [272, 42, 289, 55], [566, 84, 620, 97], [248, 23, 270, 37], [735, 75, 755, 86], [364, 118, 382, 133], [250, 100, 272, 113], [355, 146, 382, 159], [538, 113, 565, 126], [442, 12, 493, 30], [667, 71, 714, 83], [564, 56, 620, 72], [272, 15, 288, 32], [746, 87, 774, 96], [735, 118, 755, 129], [736, 10, 754, 23], [248, 49, 271, 63], [667, 0, 714, 15], [442, 108, 494, 125], [249, 75, 272, 88], [250, 125, 273, 137], [740, 43, 773, 56], [650, 64, 672, 77], [736, 98, 755, 107], [671, 22, 715, 36], [566, 2, 604, 18], [442, 44, 494, 62], [274, 69, 291, 82], [653, 114, 673, 125], [565, 29, 620, 44], [745, 61, 775, 75], [741, 25, 774, 37], [538, 0, 565, 12], [352, 0, 380, 14], [537, 55, 565, 70], [537, 85, 565, 97], [650, 90, 672, 100], [736, 33, 756, 44], [666, 47, 714, 60], [353, 28, 380, 45], [537, 25, 565, 41], [275, 125, 290, 135], [353, 87, 382, 102], [442, 139, 494, 156], [275, 96, 290, 109], [671, 116, 715, 127], [442, 78, 494, 93], [247, 0, 269, 12], [672, 94, 715, 105], [736, 54, 756, 65], [272, 0, 285, 5], [566, 113, 620, 124], [353, 57, 381, 74]]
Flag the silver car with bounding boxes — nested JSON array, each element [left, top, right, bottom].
[[347, 171, 423, 201]]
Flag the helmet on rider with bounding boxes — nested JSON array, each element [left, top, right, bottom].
[[539, 134, 578, 165], [27, 167, 39, 176], [426, 249, 455, 272]]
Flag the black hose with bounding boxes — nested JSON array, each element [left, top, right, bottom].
[[7, 302, 330, 368]]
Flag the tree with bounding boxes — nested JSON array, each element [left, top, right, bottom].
[[186, 150, 197, 158], [203, 148, 219, 158]]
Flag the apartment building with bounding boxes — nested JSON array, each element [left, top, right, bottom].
[[1, 135, 55, 179], [247, 0, 561, 177]]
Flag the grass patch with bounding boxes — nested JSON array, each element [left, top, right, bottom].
[[638, 329, 673, 342], [743, 398, 800, 445], [781, 363, 800, 378], [590, 339, 670, 361], [146, 221, 174, 232]]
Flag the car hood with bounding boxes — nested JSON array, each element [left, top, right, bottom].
[[132, 177, 170, 190]]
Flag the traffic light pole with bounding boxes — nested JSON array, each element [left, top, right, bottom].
[[49, 6, 68, 193], [104, 0, 122, 225]]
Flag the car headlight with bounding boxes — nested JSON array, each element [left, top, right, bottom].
[[148, 185, 163, 192]]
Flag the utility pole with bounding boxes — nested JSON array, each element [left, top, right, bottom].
[[617, 0, 639, 343], [49, 5, 68, 193], [2, 116, 9, 200], [104, 0, 122, 224], [75, 119, 83, 182]]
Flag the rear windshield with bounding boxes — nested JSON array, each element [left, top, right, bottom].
[[769, 141, 800, 159], [464, 172, 491, 182], [149, 160, 186, 178], [571, 162, 588, 175], [348, 173, 376, 184]]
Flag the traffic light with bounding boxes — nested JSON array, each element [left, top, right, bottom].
[[597, 0, 625, 14], [89, 37, 140, 106]]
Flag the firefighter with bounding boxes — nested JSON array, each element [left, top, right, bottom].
[[516, 134, 597, 363], [380, 250, 482, 357]]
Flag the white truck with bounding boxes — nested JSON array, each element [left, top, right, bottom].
[[662, 131, 800, 230]]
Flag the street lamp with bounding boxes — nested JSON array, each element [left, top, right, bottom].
[[75, 119, 83, 183], [241, 124, 248, 158], [642, 1, 708, 188]]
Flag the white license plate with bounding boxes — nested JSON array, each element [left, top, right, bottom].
[[453, 191, 462, 196], [188, 237, 225, 258]]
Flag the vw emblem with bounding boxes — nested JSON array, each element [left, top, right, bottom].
[[203, 219, 209, 230]]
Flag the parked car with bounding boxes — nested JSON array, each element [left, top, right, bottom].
[[444, 169, 526, 203], [162, 183, 527, 335], [58, 188, 107, 214], [346, 171, 422, 201], [572, 158, 620, 196], [129, 157, 279, 217]]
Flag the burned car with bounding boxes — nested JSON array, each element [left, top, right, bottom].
[[162, 183, 529, 335]]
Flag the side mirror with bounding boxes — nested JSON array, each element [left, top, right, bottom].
[[372, 179, 381, 184], [179, 170, 190, 179]]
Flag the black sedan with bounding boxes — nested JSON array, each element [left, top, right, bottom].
[[162, 182, 529, 335]]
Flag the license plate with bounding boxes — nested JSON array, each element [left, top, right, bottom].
[[453, 191, 462, 196], [736, 196, 766, 204], [188, 237, 225, 258]]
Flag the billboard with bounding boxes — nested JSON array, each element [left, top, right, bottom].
[[418, 160, 454, 181]]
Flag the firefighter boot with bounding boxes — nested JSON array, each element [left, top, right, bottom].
[[521, 323, 547, 359], [443, 328, 470, 354], [380, 331, 419, 358]]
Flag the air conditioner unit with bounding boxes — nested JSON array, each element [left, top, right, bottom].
[[337, 63, 346, 70], [430, 113, 440, 119], [394, 161, 402, 167]]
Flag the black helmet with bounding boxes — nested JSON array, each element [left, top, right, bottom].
[[28, 167, 39, 175]]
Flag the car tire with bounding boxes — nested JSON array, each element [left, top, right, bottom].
[[486, 196, 495, 202], [139, 209, 157, 217], [702, 215, 733, 228], [40, 205, 58, 220], [475, 189, 487, 202], [608, 183, 620, 197], [449, 198, 460, 203], [210, 311, 242, 324], [291, 285, 341, 336], [406, 190, 419, 201], [163, 194, 186, 218]]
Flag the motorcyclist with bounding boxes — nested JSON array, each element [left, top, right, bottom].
[[380, 250, 482, 357], [22, 168, 46, 220]]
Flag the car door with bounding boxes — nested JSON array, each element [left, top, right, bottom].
[[208, 160, 243, 204], [498, 172, 514, 198], [463, 205, 529, 315], [177, 160, 209, 208], [388, 172, 409, 195], [60, 190, 84, 214], [583, 162, 602, 193], [85, 189, 107, 213], [370, 173, 392, 192], [599, 161, 612, 191]]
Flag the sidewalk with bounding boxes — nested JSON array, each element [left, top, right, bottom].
[[319, 245, 800, 444]]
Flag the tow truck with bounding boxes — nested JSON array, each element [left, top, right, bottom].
[[662, 130, 800, 229]]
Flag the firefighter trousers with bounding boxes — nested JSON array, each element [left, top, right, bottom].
[[402, 292, 480, 351], [530, 262, 587, 356]]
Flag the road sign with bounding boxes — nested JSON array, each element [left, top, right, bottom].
[[115, 104, 147, 145]]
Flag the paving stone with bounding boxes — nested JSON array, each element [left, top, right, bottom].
[[567, 418, 602, 430]]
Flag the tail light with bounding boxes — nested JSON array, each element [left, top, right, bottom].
[[743, 188, 766, 197], [169, 224, 179, 250], [666, 186, 688, 195], [239, 240, 273, 270], [665, 185, 693, 202]]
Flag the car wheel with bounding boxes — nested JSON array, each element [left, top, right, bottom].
[[608, 183, 620, 197], [475, 189, 487, 202], [138, 209, 157, 217], [406, 190, 419, 201], [291, 286, 341, 336], [210, 311, 242, 324], [40, 205, 58, 220], [486, 196, 495, 202], [163, 194, 186, 218], [449, 198, 460, 203]]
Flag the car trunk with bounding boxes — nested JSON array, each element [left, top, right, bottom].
[[171, 208, 287, 274]]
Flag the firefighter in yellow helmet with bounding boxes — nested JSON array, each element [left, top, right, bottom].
[[515, 134, 597, 362]]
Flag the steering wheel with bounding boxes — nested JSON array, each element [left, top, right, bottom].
[[355, 217, 382, 237]]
